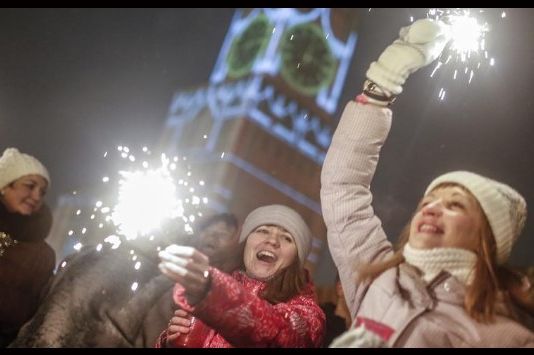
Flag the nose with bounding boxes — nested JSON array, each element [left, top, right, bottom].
[[422, 199, 443, 217], [30, 187, 42, 202], [264, 232, 280, 247]]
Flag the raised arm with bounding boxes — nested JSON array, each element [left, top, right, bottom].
[[321, 19, 450, 319]]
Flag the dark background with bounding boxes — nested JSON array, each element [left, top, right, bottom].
[[1, 8, 533, 267]]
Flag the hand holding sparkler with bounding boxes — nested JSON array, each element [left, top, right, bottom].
[[366, 18, 451, 97], [158, 244, 211, 305]]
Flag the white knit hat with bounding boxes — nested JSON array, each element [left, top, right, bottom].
[[239, 204, 312, 265], [425, 171, 527, 264], [0, 148, 50, 189]]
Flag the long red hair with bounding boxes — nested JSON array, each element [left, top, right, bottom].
[[357, 183, 517, 323]]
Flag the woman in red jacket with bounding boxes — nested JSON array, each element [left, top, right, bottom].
[[156, 204, 325, 347]]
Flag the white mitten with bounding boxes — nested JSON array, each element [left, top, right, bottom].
[[366, 18, 451, 95], [329, 325, 388, 348]]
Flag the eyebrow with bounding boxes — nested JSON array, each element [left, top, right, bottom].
[[23, 178, 48, 189]]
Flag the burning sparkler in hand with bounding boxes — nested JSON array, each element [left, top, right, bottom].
[[65, 145, 210, 255]]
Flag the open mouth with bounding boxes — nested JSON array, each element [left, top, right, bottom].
[[256, 250, 277, 263], [418, 223, 443, 234]]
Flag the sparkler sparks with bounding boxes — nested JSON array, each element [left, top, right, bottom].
[[111, 155, 183, 240], [423, 8, 503, 101], [63, 145, 211, 276]]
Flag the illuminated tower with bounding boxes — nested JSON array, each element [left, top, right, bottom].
[[159, 8, 360, 278]]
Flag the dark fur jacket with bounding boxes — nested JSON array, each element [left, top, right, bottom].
[[9, 239, 177, 348], [0, 202, 55, 346]]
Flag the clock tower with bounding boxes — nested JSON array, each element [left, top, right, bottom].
[[159, 8, 360, 281]]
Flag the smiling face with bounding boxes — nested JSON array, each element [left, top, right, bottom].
[[409, 184, 483, 252], [1, 174, 48, 216], [243, 224, 298, 281]]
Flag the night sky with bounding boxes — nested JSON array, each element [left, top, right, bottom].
[[1, 8, 533, 267]]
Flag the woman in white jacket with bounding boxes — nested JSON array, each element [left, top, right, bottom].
[[322, 19, 534, 347]]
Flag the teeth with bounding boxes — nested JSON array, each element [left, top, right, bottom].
[[420, 224, 438, 233], [258, 250, 275, 258]]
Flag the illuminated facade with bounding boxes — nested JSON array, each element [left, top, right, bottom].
[[160, 8, 360, 277]]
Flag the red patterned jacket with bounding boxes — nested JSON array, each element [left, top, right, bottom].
[[155, 267, 325, 348]]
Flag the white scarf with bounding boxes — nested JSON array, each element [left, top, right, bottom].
[[402, 243, 478, 285]]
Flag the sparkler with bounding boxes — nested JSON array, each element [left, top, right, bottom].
[[369, 9, 504, 101], [61, 145, 210, 291], [423, 8, 504, 101]]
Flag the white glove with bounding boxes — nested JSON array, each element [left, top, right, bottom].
[[329, 325, 388, 348], [366, 18, 451, 96]]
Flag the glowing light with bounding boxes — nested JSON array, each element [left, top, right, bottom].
[[430, 61, 443, 78], [131, 282, 138, 292], [104, 235, 121, 249], [420, 8, 504, 100], [448, 15, 485, 55], [111, 155, 184, 240], [61, 261, 67, 268], [134, 261, 141, 270], [65, 145, 210, 256]]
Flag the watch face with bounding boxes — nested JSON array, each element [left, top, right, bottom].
[[226, 13, 273, 79], [280, 23, 337, 96]]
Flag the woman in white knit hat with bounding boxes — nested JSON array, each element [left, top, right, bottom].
[[0, 148, 55, 347], [321, 19, 534, 347], [155, 204, 325, 347]]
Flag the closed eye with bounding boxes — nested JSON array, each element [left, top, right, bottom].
[[255, 227, 269, 234], [449, 201, 465, 210]]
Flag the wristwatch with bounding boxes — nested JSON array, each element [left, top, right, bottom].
[[363, 79, 397, 104]]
